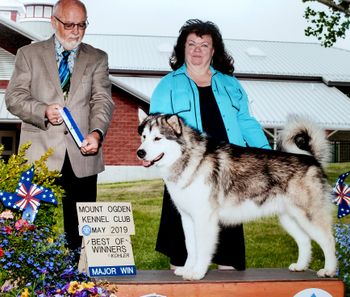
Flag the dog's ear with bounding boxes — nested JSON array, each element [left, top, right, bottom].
[[138, 108, 148, 124], [167, 114, 182, 135]]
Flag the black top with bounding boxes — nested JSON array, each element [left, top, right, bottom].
[[198, 85, 229, 143]]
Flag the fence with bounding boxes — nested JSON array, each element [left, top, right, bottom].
[[330, 141, 350, 163]]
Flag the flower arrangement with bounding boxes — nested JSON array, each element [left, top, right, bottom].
[[332, 170, 350, 296], [0, 144, 117, 297], [335, 223, 350, 296]]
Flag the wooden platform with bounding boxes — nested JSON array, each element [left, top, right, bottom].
[[98, 269, 345, 297]]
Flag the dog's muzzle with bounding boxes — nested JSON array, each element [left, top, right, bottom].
[[137, 149, 164, 168]]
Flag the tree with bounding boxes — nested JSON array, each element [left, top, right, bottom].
[[303, 0, 350, 47]]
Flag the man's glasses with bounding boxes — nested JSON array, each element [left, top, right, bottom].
[[54, 16, 88, 30]]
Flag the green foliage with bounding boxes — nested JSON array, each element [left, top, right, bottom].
[[0, 143, 64, 230], [303, 0, 350, 47], [325, 162, 350, 182]]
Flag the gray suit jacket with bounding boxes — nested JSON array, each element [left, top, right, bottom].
[[5, 36, 115, 177]]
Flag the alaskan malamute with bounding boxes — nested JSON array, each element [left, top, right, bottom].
[[137, 109, 336, 280]]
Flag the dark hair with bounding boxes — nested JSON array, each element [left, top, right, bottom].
[[170, 19, 234, 75]]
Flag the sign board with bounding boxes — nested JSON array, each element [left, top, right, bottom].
[[77, 202, 135, 236], [84, 235, 136, 277], [77, 202, 136, 277]]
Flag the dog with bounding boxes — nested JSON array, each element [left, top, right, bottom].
[[136, 109, 337, 280]]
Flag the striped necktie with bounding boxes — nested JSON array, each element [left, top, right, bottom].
[[59, 51, 71, 98]]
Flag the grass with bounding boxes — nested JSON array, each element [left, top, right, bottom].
[[57, 162, 350, 270]]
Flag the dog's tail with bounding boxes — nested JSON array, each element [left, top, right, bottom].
[[278, 114, 330, 167]]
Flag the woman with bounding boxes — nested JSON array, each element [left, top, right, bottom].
[[150, 19, 270, 270]]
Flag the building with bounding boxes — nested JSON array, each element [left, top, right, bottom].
[[1, 5, 350, 183], [17, 0, 55, 39]]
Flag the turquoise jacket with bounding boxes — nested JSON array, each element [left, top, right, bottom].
[[150, 64, 270, 149]]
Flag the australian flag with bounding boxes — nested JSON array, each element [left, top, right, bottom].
[[0, 166, 57, 222], [332, 170, 350, 218]]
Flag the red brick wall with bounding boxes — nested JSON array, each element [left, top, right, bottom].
[[103, 87, 149, 166], [0, 81, 9, 88]]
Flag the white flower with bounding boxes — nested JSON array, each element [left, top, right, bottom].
[[0, 209, 14, 219]]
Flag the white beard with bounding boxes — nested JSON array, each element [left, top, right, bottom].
[[55, 33, 82, 51]]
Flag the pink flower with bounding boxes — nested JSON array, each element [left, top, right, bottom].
[[0, 210, 14, 220], [14, 219, 30, 231]]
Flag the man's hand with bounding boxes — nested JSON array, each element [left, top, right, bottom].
[[45, 104, 63, 125], [80, 132, 101, 155]]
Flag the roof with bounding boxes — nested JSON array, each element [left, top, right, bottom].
[[19, 0, 56, 5], [110, 76, 350, 131], [0, 15, 41, 54], [0, 0, 25, 13], [110, 75, 157, 103], [1, 18, 350, 83], [85, 34, 350, 85]]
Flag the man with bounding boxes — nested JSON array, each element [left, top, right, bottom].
[[5, 0, 115, 256]]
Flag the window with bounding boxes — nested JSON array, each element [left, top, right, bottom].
[[2, 136, 13, 151], [25, 5, 53, 18], [26, 5, 34, 18], [34, 5, 43, 18], [0, 131, 16, 163], [43, 6, 52, 18]]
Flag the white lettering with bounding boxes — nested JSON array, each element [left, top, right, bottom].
[[91, 267, 117, 276], [120, 267, 134, 274]]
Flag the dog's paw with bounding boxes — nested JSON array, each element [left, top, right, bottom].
[[288, 263, 307, 272], [182, 269, 206, 281], [174, 267, 186, 276], [317, 268, 336, 278]]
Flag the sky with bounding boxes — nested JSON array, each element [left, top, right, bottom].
[[81, 0, 350, 51]]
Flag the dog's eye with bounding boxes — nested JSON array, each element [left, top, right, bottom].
[[154, 137, 162, 141]]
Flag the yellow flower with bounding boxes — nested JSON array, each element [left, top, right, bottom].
[[68, 281, 81, 294], [20, 288, 29, 297], [82, 281, 95, 289], [47, 237, 54, 244]]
